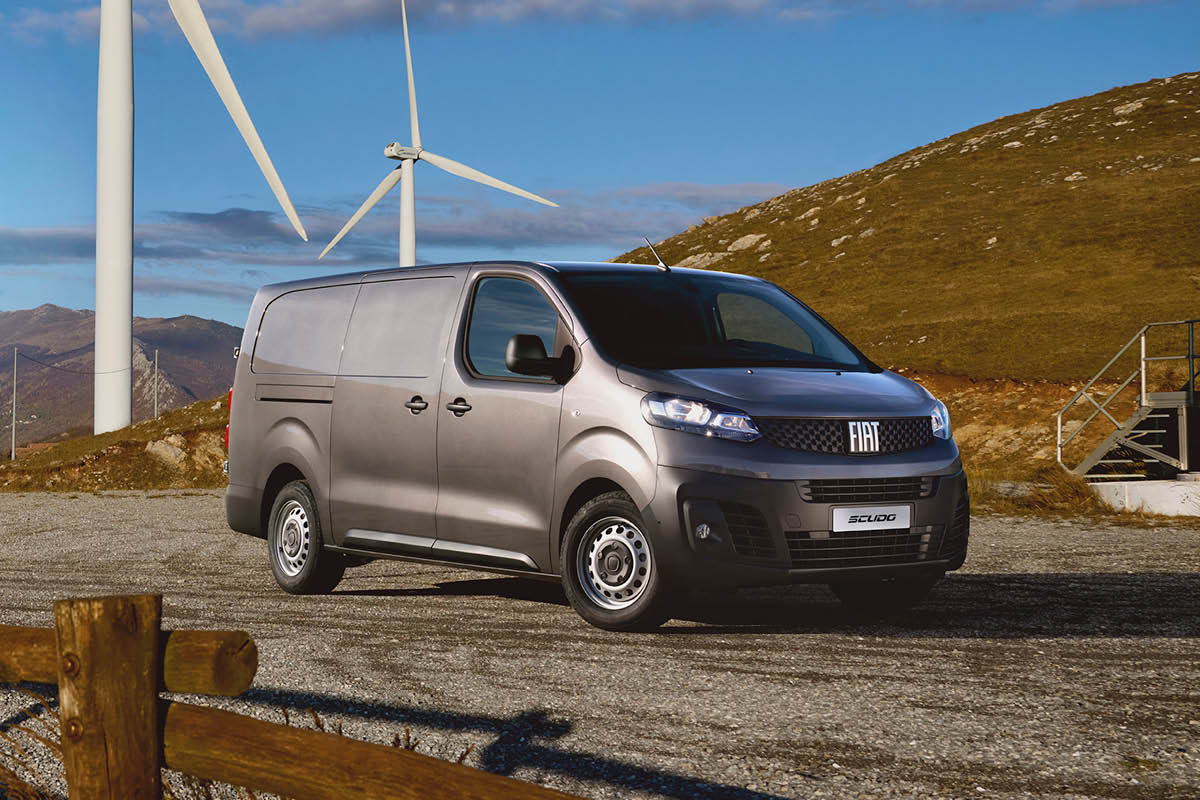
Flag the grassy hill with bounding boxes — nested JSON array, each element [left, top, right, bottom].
[[617, 72, 1200, 382], [0, 396, 228, 492]]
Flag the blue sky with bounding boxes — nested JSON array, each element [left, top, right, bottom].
[[0, 0, 1196, 327]]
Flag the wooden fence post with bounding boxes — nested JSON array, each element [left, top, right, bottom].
[[53, 594, 163, 800]]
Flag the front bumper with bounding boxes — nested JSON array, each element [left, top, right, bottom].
[[645, 466, 969, 589]]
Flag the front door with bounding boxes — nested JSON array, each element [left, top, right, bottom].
[[330, 274, 463, 551], [434, 273, 567, 571]]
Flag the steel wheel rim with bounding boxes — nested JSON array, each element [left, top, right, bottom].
[[274, 500, 310, 578], [577, 515, 652, 611]]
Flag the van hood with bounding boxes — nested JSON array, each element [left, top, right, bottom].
[[615, 365, 934, 418]]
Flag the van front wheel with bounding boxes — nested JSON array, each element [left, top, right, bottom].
[[267, 480, 344, 595], [560, 492, 672, 631]]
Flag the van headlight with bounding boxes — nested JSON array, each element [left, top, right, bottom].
[[641, 393, 761, 443], [930, 398, 951, 440]]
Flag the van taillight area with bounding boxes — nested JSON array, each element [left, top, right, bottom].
[[225, 387, 232, 451]]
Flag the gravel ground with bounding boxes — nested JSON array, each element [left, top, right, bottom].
[[1, 491, 1198, 799]]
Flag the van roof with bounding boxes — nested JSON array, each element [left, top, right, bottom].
[[255, 260, 756, 296]]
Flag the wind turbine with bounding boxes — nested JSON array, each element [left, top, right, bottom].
[[94, 0, 307, 434], [319, 0, 558, 266]]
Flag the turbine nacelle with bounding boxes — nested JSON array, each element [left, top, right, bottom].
[[385, 143, 423, 161]]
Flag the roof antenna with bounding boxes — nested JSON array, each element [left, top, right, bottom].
[[644, 237, 670, 272]]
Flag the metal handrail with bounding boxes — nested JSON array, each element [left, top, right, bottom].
[[1056, 319, 1200, 473]]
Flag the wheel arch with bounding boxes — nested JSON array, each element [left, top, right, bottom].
[[260, 462, 308, 540]]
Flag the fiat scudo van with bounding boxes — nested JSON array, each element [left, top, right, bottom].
[[226, 261, 968, 630]]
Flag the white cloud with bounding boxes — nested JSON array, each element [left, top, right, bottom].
[[6, 5, 149, 42], [2, 0, 1166, 41], [0, 179, 785, 281]]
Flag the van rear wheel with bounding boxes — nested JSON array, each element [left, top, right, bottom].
[[561, 492, 672, 631], [829, 575, 941, 614], [267, 480, 344, 594]]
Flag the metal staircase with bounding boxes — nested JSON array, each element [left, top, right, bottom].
[[1057, 320, 1199, 481]]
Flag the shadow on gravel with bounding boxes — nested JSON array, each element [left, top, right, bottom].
[[339, 572, 1200, 639], [335, 577, 570, 605], [668, 572, 1200, 637], [0, 684, 795, 799], [236, 687, 798, 800]]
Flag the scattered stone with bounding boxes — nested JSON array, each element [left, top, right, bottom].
[[727, 233, 768, 252], [986, 236, 998, 247], [831, 234, 851, 247], [1113, 99, 1146, 116], [674, 252, 727, 269], [858, 228, 876, 239], [1064, 172, 1087, 182], [797, 206, 820, 220], [1003, 141, 1023, 149], [145, 438, 186, 467]]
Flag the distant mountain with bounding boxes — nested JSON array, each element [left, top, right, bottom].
[[0, 305, 241, 447], [616, 72, 1200, 382]]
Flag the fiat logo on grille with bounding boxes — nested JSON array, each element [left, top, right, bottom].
[[847, 420, 881, 454]]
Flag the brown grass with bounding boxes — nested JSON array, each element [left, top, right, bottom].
[[0, 395, 228, 492], [616, 72, 1200, 384]]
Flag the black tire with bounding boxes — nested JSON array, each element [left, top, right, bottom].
[[560, 491, 673, 631], [267, 480, 345, 595], [829, 574, 941, 615]]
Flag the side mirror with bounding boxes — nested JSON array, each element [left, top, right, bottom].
[[505, 334, 557, 377]]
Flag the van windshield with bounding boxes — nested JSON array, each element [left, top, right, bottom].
[[553, 271, 872, 371]]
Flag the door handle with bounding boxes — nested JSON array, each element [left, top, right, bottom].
[[405, 396, 428, 414], [446, 398, 472, 416]]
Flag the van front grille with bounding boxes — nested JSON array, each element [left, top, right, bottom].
[[755, 418, 844, 453], [719, 502, 776, 560], [756, 417, 933, 455], [798, 476, 936, 504], [785, 525, 943, 569]]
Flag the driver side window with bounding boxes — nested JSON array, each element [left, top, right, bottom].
[[466, 277, 560, 379], [716, 292, 814, 354]]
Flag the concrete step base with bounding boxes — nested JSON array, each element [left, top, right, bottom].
[[1091, 478, 1200, 516]]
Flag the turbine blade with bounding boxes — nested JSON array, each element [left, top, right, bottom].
[[319, 168, 404, 259], [402, 0, 421, 149], [419, 151, 558, 208], [167, 0, 308, 241]]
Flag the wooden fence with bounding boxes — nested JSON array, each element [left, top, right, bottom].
[[0, 594, 579, 800]]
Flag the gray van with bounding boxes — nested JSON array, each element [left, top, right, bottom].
[[226, 261, 968, 630]]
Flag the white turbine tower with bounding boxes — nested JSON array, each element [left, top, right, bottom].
[[320, 0, 558, 266], [94, 0, 307, 434]]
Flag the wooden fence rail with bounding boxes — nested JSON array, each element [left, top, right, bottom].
[[1, 594, 578, 800]]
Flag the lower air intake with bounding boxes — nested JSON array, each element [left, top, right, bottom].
[[719, 502, 776, 560], [785, 525, 943, 570]]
